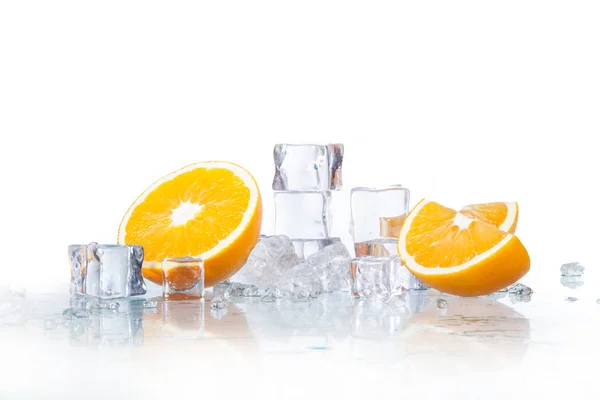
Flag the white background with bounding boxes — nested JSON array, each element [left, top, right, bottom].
[[1, 0, 599, 291]]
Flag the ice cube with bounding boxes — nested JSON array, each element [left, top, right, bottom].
[[560, 262, 585, 277], [350, 256, 408, 301], [507, 283, 533, 295], [161, 256, 204, 300], [68, 243, 146, 299], [350, 185, 410, 243], [561, 275, 584, 289], [274, 192, 332, 239], [291, 237, 341, 261], [272, 143, 343, 191], [230, 235, 300, 287]]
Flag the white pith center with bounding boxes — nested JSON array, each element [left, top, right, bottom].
[[170, 201, 203, 226], [452, 212, 472, 230]]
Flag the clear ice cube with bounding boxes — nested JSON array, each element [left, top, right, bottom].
[[230, 235, 300, 287], [162, 256, 204, 300], [291, 237, 341, 261], [350, 185, 410, 243], [68, 243, 146, 299], [272, 143, 344, 191], [274, 191, 332, 239], [350, 256, 407, 301], [560, 262, 585, 277]]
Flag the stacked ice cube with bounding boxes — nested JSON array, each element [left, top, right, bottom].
[[272, 144, 345, 260], [350, 185, 427, 302]]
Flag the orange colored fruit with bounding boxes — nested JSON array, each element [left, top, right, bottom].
[[397, 200, 530, 296], [118, 161, 262, 288], [459, 202, 518, 233]]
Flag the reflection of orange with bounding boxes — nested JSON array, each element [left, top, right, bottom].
[[118, 161, 262, 288], [398, 200, 530, 296], [379, 214, 407, 238], [164, 264, 202, 291]]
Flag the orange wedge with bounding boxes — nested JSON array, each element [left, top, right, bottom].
[[397, 200, 530, 296], [117, 161, 262, 288], [459, 202, 518, 233]]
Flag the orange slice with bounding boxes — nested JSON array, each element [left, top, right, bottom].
[[397, 200, 530, 296], [117, 161, 262, 288], [459, 202, 518, 233]]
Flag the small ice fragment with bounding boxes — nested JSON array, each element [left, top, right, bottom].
[[436, 298, 448, 309], [507, 283, 533, 296], [272, 143, 343, 191], [108, 302, 120, 311], [211, 298, 228, 309], [230, 236, 300, 288], [561, 262, 585, 277], [143, 301, 157, 309], [566, 297, 578, 302]]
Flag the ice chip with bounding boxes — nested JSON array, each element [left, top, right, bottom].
[[507, 283, 533, 296], [211, 298, 228, 309], [561, 262, 585, 277], [274, 192, 332, 239], [68, 243, 147, 299], [272, 143, 343, 191], [565, 296, 578, 302], [231, 235, 300, 287], [436, 298, 448, 309]]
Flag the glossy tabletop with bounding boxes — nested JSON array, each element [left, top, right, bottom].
[[1, 280, 598, 399]]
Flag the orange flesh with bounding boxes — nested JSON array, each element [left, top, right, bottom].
[[406, 202, 507, 268], [123, 168, 250, 262], [459, 202, 509, 229]]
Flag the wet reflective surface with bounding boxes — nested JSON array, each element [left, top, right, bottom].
[[2, 283, 600, 398]]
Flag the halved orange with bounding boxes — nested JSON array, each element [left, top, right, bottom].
[[117, 161, 262, 288], [397, 200, 530, 296], [459, 202, 518, 233]]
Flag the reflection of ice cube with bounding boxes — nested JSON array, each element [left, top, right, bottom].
[[274, 192, 332, 239], [272, 144, 343, 191], [69, 243, 146, 299], [561, 275, 584, 289], [291, 238, 341, 261], [65, 298, 144, 348], [162, 301, 205, 340], [560, 262, 585, 277], [351, 256, 408, 301], [350, 186, 409, 243]]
